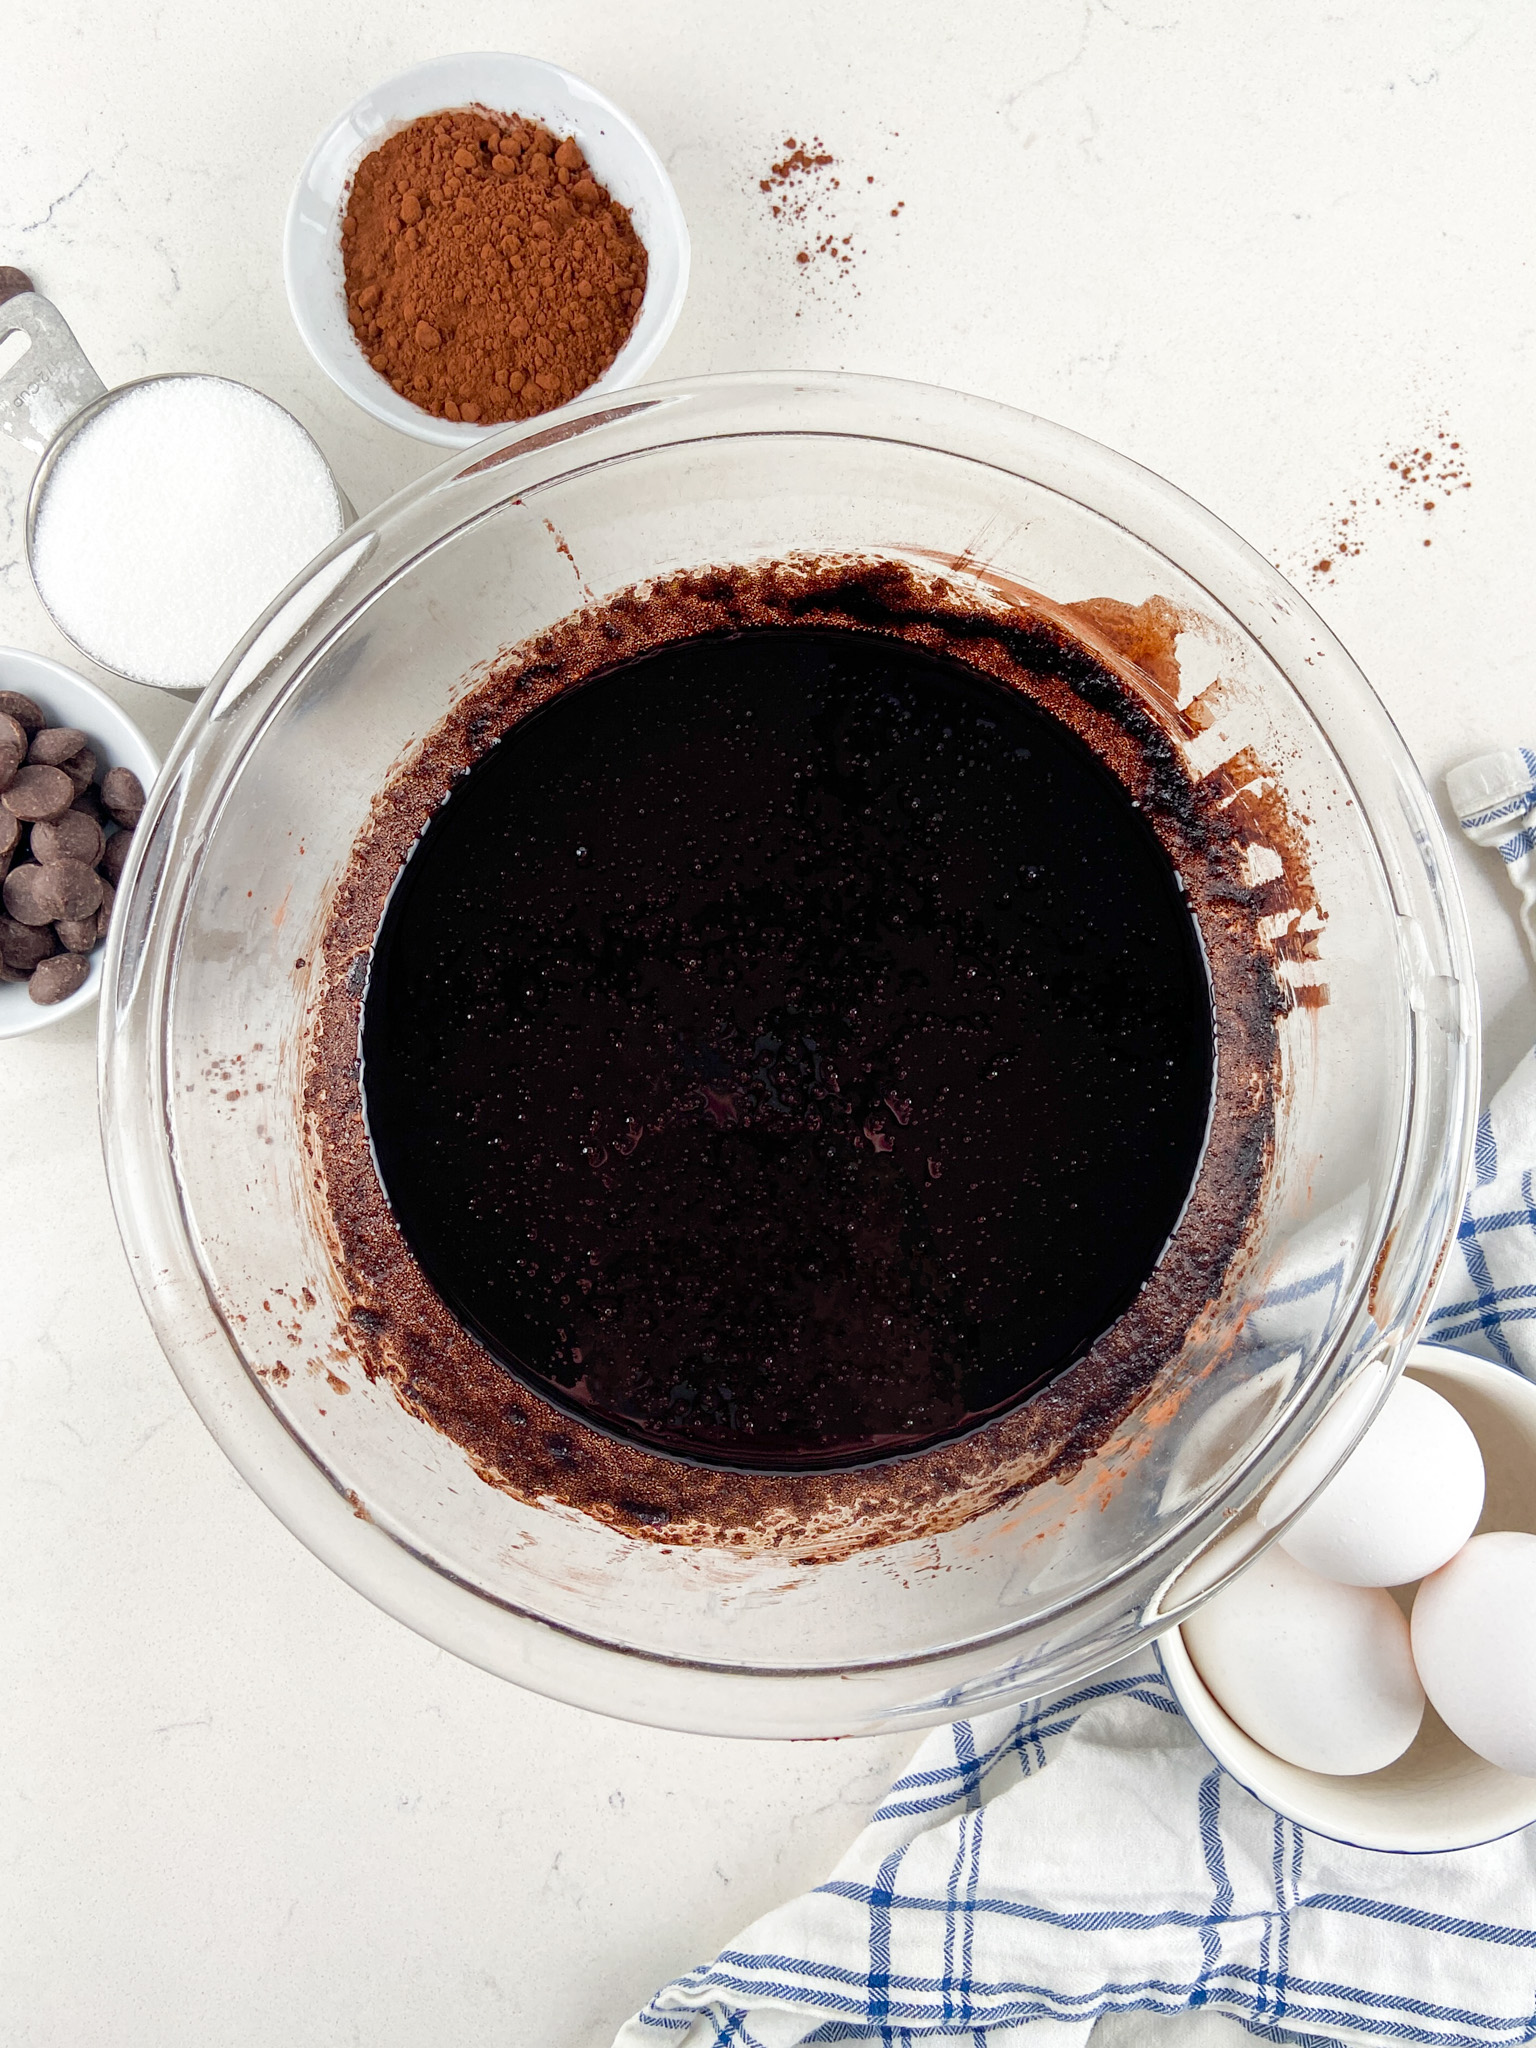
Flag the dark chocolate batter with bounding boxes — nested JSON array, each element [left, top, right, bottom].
[[360, 628, 1214, 1469], [305, 559, 1293, 1559]]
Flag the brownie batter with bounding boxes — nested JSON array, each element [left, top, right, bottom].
[[304, 558, 1295, 1558], [360, 627, 1214, 1469]]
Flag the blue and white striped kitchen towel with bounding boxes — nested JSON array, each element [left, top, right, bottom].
[[1429, 748, 1536, 1380], [614, 751, 1536, 2048]]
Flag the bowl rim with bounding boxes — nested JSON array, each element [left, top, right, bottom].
[[98, 369, 1480, 1734], [0, 646, 160, 1039], [1158, 1342, 1536, 1853], [282, 50, 691, 449]]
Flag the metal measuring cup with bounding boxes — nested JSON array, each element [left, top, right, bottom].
[[0, 273, 353, 693]]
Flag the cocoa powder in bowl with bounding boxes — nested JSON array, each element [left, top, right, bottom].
[[341, 106, 649, 426]]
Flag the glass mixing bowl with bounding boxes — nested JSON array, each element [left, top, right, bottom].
[[100, 372, 1478, 1737]]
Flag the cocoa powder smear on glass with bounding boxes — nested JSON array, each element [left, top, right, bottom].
[[341, 107, 649, 426]]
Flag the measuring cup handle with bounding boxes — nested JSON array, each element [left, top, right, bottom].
[[0, 289, 107, 456]]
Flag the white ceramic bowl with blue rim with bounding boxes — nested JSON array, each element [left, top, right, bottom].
[[0, 648, 160, 1039], [283, 51, 690, 448], [1158, 1343, 1536, 1853]]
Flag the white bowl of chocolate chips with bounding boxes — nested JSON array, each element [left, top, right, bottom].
[[0, 648, 158, 1037], [101, 371, 1476, 1736]]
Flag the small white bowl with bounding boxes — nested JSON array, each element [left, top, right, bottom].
[[1159, 1344, 1536, 1852], [0, 648, 160, 1039], [284, 52, 690, 448]]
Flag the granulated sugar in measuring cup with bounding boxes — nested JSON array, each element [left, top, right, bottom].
[[0, 280, 348, 692]]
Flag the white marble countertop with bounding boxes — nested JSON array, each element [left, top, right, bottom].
[[3, 4, 1533, 2042]]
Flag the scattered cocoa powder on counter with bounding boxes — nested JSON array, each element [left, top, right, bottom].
[[1383, 425, 1472, 548], [760, 137, 837, 222], [1307, 420, 1472, 581], [341, 106, 649, 426], [755, 135, 904, 303]]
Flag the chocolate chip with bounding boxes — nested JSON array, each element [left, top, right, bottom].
[[29, 725, 88, 766], [2, 764, 73, 822], [45, 857, 102, 920], [349, 1305, 386, 1333], [0, 731, 142, 997], [0, 913, 56, 969], [3, 862, 64, 925], [100, 766, 146, 827], [59, 746, 96, 795], [0, 691, 43, 738], [55, 913, 99, 953], [100, 827, 134, 885], [28, 950, 90, 1005], [32, 809, 104, 868]]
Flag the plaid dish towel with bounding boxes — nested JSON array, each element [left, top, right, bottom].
[[1446, 749, 1536, 960], [615, 752, 1536, 2048], [615, 1658, 1536, 2048], [1427, 749, 1536, 1377]]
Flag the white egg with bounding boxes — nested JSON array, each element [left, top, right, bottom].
[[1263, 1375, 1484, 1587], [1411, 1533, 1536, 1777], [1183, 1542, 1424, 1774]]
